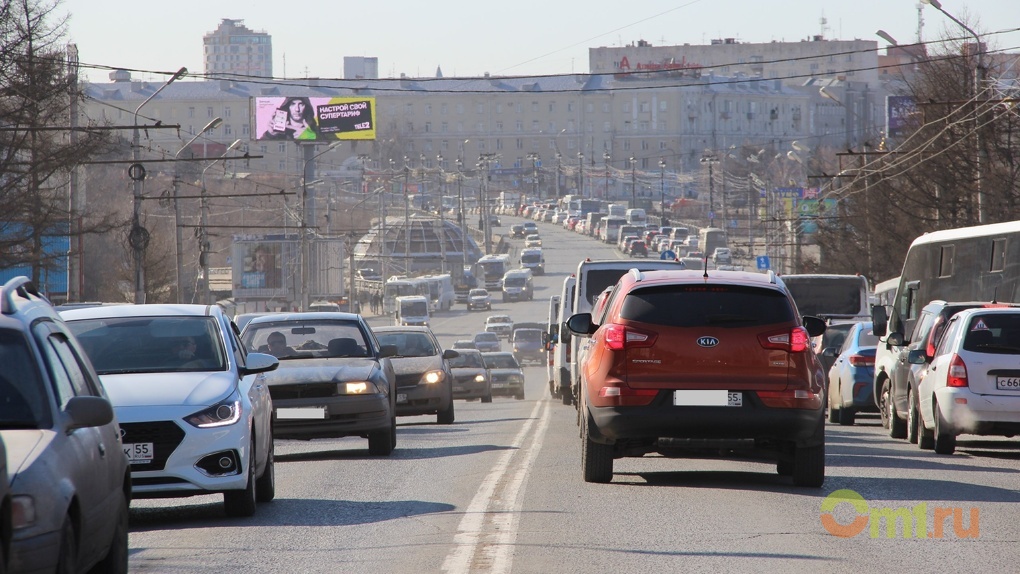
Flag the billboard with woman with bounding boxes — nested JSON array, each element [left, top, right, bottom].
[[252, 96, 376, 142]]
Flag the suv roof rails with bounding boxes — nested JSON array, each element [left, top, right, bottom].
[[629, 268, 644, 282], [2, 276, 50, 315], [766, 270, 778, 284]]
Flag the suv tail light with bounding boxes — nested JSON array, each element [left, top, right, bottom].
[[603, 324, 658, 351], [594, 383, 658, 407], [848, 354, 874, 367], [758, 326, 811, 353], [947, 353, 969, 387], [756, 389, 823, 409]]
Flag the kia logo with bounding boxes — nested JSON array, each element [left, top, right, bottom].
[[697, 336, 719, 347]]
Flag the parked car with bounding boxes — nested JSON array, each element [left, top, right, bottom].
[[62, 303, 279, 517], [912, 307, 1020, 454], [467, 288, 492, 311], [473, 332, 502, 353], [628, 240, 649, 258], [448, 349, 492, 403], [524, 234, 542, 248], [3, 277, 131, 573], [239, 312, 398, 455], [484, 314, 515, 339], [566, 268, 828, 486], [373, 326, 458, 424], [481, 352, 526, 400], [824, 321, 880, 425]]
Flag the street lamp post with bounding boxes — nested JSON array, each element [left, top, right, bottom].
[[456, 157, 468, 268], [921, 0, 986, 223], [300, 140, 343, 311], [577, 152, 584, 198], [173, 116, 221, 303], [198, 138, 241, 305], [628, 156, 637, 209], [437, 153, 447, 273], [603, 152, 611, 201], [131, 66, 187, 304], [526, 152, 540, 203], [403, 156, 411, 274], [659, 158, 667, 226], [700, 155, 719, 227], [555, 153, 562, 200]]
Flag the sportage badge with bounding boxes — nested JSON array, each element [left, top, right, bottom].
[[697, 336, 719, 347]]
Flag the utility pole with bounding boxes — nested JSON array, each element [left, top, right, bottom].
[[659, 158, 668, 226], [555, 153, 561, 200], [629, 157, 636, 209], [456, 157, 467, 268], [577, 152, 584, 198], [437, 153, 447, 273], [403, 156, 410, 274], [199, 139, 241, 305], [603, 152, 611, 201], [700, 155, 719, 227]]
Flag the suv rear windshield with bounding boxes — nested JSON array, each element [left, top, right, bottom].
[[963, 314, 1020, 354], [621, 285, 795, 328]]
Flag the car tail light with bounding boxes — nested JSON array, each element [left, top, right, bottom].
[[756, 389, 822, 409], [603, 324, 657, 351], [848, 354, 874, 367], [947, 353, 969, 387], [758, 326, 811, 353], [594, 383, 658, 407]]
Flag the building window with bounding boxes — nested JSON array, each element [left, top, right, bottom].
[[602, 103, 610, 113], [496, 103, 503, 114], [495, 121, 503, 132], [441, 122, 448, 133], [224, 106, 231, 117], [516, 138, 524, 150], [456, 103, 464, 114], [406, 121, 414, 132], [531, 101, 539, 112], [224, 124, 232, 135], [207, 106, 214, 118], [603, 121, 611, 132], [586, 102, 594, 113], [639, 102, 650, 113], [189, 107, 195, 118], [531, 120, 539, 131], [567, 102, 574, 112], [622, 102, 630, 113], [441, 103, 448, 115], [477, 103, 485, 114], [278, 143, 286, 153], [516, 120, 523, 131], [425, 104, 432, 116], [659, 100, 667, 112], [476, 122, 485, 132], [424, 122, 431, 133]]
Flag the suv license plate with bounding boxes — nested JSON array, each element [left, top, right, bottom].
[[123, 442, 154, 463], [996, 377, 1020, 390], [673, 390, 742, 407], [396, 393, 408, 403]]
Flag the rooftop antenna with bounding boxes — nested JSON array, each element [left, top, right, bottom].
[[819, 14, 830, 39], [703, 252, 709, 278]]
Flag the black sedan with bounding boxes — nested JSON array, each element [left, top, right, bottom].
[[240, 313, 398, 455], [374, 326, 458, 424]]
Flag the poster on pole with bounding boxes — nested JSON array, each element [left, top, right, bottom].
[[251, 96, 377, 142]]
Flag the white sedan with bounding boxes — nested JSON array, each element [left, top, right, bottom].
[[914, 307, 1020, 455], [62, 304, 279, 517]]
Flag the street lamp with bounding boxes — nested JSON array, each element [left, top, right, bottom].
[[577, 152, 584, 198], [173, 116, 221, 303], [659, 158, 667, 225], [628, 156, 637, 209], [199, 138, 242, 305], [456, 157, 468, 268], [921, 0, 986, 223], [700, 155, 719, 227], [300, 140, 343, 311], [603, 152, 611, 200], [131, 65, 187, 304], [437, 153, 447, 273], [526, 152, 540, 204]]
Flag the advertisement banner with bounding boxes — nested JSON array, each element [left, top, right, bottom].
[[886, 95, 918, 139], [251, 96, 377, 142]]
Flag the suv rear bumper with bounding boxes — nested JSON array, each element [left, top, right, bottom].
[[589, 395, 823, 447]]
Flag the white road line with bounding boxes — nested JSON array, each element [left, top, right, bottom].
[[441, 398, 551, 574]]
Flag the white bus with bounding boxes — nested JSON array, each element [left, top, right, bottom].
[[598, 216, 627, 243], [552, 275, 576, 404], [779, 274, 871, 321], [698, 227, 728, 256], [872, 276, 900, 309], [474, 254, 512, 290]]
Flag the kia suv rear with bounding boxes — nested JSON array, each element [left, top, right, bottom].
[[566, 269, 828, 486]]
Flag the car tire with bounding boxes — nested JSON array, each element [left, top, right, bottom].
[[827, 399, 840, 423], [906, 388, 920, 445], [369, 416, 396, 455], [437, 398, 456, 424], [88, 493, 128, 574], [791, 443, 825, 487], [888, 390, 907, 439], [56, 515, 77, 574], [837, 404, 856, 426], [776, 458, 793, 476], [561, 389, 572, 406], [932, 400, 957, 455], [918, 406, 935, 450], [516, 390, 525, 400], [224, 438, 258, 517], [581, 412, 613, 484], [550, 382, 561, 399], [877, 382, 891, 428], [255, 435, 276, 502]]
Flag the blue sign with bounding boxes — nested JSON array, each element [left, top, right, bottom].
[[661, 250, 676, 260], [756, 255, 771, 270]]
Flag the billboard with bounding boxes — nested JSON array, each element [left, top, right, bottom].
[[886, 95, 918, 139], [251, 96, 377, 142]]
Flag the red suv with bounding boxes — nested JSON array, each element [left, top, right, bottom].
[[566, 269, 828, 486]]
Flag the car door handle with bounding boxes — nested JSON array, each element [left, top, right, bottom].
[[98, 442, 106, 457]]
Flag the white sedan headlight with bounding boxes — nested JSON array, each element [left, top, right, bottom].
[[339, 381, 378, 394], [184, 391, 242, 428], [423, 370, 445, 384], [474, 374, 486, 383]]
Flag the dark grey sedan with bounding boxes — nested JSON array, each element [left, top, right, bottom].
[[374, 326, 458, 424]]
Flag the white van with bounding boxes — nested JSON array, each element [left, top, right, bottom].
[[546, 295, 561, 400], [551, 275, 576, 404], [625, 208, 647, 225], [394, 295, 430, 327], [501, 269, 534, 302], [519, 247, 545, 275]]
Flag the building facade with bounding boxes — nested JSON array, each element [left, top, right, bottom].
[[203, 19, 272, 78]]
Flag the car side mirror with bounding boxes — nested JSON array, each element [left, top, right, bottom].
[[542, 332, 548, 344], [802, 316, 827, 338], [907, 349, 927, 365], [379, 344, 398, 358], [242, 352, 279, 376], [871, 304, 888, 337], [65, 396, 114, 431], [822, 347, 838, 358], [443, 349, 460, 360], [887, 332, 904, 347], [566, 313, 596, 336]]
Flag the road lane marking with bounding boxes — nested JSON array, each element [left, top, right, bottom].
[[441, 398, 551, 574]]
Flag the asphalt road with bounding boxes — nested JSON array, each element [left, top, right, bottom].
[[126, 216, 1020, 573]]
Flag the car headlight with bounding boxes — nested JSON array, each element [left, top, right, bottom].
[[339, 381, 378, 394], [423, 370, 445, 384], [513, 347, 520, 353], [474, 374, 486, 383], [185, 391, 242, 428], [11, 495, 35, 530]]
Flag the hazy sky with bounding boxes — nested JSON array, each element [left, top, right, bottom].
[[60, 0, 1020, 83]]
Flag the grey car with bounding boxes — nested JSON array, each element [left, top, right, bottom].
[[481, 352, 526, 400], [2, 277, 131, 573], [448, 349, 492, 403], [374, 326, 458, 424]]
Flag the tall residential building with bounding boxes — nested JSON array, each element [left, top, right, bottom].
[[204, 18, 272, 78]]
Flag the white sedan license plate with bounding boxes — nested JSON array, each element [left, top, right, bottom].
[[491, 383, 508, 389], [996, 377, 1020, 390], [673, 390, 742, 407], [123, 442, 153, 464], [277, 407, 327, 419], [396, 393, 408, 404]]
